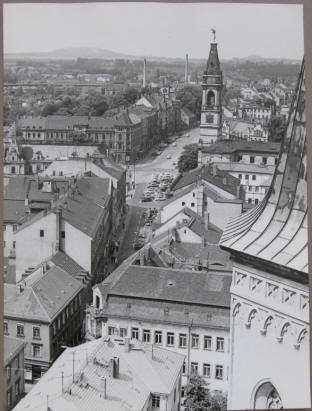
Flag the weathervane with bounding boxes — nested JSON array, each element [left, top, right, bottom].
[[212, 28, 216, 42]]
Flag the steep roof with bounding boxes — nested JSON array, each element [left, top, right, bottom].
[[3, 200, 27, 223], [205, 42, 221, 75], [220, 59, 308, 277], [4, 337, 25, 367], [4, 266, 83, 322]]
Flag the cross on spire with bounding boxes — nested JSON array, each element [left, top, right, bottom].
[[212, 28, 216, 43]]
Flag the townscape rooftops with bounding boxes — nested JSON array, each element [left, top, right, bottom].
[[51, 251, 87, 277], [4, 266, 83, 322], [4, 336, 25, 367], [14, 337, 185, 411], [215, 162, 275, 175], [172, 165, 240, 197], [3, 199, 27, 223], [220, 60, 308, 276], [200, 140, 281, 155], [110, 265, 231, 308]]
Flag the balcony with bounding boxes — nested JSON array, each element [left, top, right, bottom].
[[86, 305, 106, 319], [201, 105, 220, 112]]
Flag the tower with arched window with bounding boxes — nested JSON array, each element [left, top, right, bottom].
[[199, 35, 223, 145], [220, 59, 310, 410]]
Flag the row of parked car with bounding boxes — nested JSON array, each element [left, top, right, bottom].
[[141, 172, 175, 202]]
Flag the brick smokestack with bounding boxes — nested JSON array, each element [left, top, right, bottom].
[[185, 54, 189, 83], [143, 59, 147, 88]]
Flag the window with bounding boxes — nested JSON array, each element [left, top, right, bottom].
[[181, 386, 185, 398], [4, 322, 8, 334], [33, 326, 41, 339], [182, 361, 186, 374], [204, 335, 212, 350], [182, 202, 185, 206], [191, 202, 195, 208], [193, 192, 196, 197], [16, 324, 24, 337], [215, 365, 224, 379], [255, 199, 259, 205], [263, 157, 267, 164], [40, 230, 44, 237], [245, 174, 249, 180], [61, 231, 65, 239], [120, 328, 127, 337], [3, 225, 6, 231], [6, 366, 11, 380], [155, 331, 162, 344], [238, 155, 242, 162], [13, 224, 17, 232], [15, 381, 20, 397], [216, 337, 225, 352], [191, 362, 198, 375], [108, 326, 115, 336], [275, 158, 278, 165], [252, 175, 256, 181], [167, 332, 174, 346], [203, 363, 211, 378], [143, 329, 151, 343], [191, 334, 199, 349], [238, 174, 242, 180], [248, 198, 252, 204], [255, 186, 259, 193], [7, 390, 12, 407], [14, 356, 19, 373], [179, 333, 187, 348], [250, 156, 255, 164], [33, 344, 41, 357], [131, 327, 139, 339], [52, 322, 57, 336], [59, 171, 63, 176], [151, 394, 160, 408]]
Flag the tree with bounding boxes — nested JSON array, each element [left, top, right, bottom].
[[184, 374, 227, 411], [268, 115, 287, 142], [178, 144, 198, 173], [184, 374, 211, 411], [41, 103, 59, 117]]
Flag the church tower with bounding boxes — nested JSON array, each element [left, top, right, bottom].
[[199, 30, 223, 145]]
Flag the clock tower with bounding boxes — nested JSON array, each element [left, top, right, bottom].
[[199, 30, 223, 145]]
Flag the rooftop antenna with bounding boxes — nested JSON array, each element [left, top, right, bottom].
[[212, 28, 216, 43]]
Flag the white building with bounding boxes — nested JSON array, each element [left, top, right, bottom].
[[13, 337, 185, 411], [86, 245, 232, 403], [219, 59, 310, 410]]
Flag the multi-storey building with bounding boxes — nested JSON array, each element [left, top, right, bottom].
[[198, 140, 281, 167], [214, 162, 275, 205], [4, 337, 25, 411], [240, 104, 274, 123], [14, 337, 185, 411], [199, 34, 223, 145], [219, 59, 310, 410], [86, 245, 232, 402], [4, 266, 84, 383]]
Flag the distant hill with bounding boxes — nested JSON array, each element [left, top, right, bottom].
[[4, 47, 301, 64]]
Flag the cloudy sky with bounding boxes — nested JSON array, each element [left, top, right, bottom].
[[4, 2, 304, 60]]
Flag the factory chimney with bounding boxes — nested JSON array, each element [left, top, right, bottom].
[[185, 54, 189, 83], [143, 59, 147, 88]]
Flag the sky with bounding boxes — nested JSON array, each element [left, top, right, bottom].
[[3, 2, 304, 60]]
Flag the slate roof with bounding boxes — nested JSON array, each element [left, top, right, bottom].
[[110, 266, 231, 308], [4, 337, 25, 367], [14, 338, 185, 411], [201, 140, 281, 155], [3, 200, 27, 223], [215, 162, 275, 175], [4, 266, 83, 322], [173, 166, 240, 197], [220, 59, 308, 276], [51, 251, 87, 277]]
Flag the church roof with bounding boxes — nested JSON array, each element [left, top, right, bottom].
[[205, 43, 221, 76], [220, 59, 308, 277]]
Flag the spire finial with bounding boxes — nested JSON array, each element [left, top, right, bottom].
[[212, 28, 216, 43]]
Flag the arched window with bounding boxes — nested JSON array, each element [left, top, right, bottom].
[[207, 90, 215, 106], [253, 381, 283, 409]]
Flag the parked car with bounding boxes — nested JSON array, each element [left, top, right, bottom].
[[172, 143, 177, 147], [184, 133, 190, 137], [172, 162, 177, 166], [141, 197, 153, 202], [166, 155, 172, 159]]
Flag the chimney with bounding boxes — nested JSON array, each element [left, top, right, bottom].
[[139, 251, 145, 267], [124, 338, 131, 352], [185, 54, 189, 83], [143, 59, 146, 88], [18, 283, 24, 294], [236, 185, 241, 199], [25, 195, 29, 206], [101, 377, 106, 399], [212, 163, 217, 176], [201, 235, 206, 248], [113, 357, 119, 378], [205, 212, 210, 231]]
